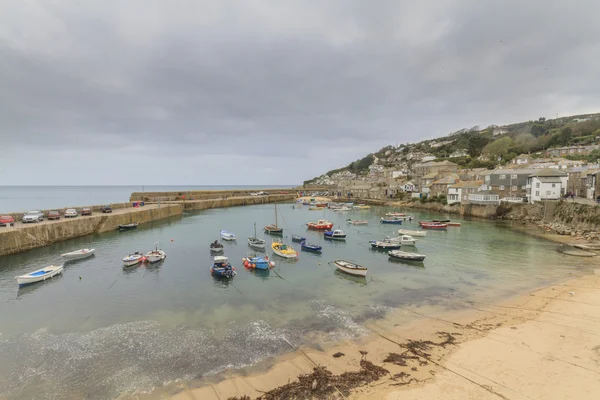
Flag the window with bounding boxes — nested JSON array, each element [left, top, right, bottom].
[[536, 182, 540, 188], [512, 186, 518, 191], [521, 185, 526, 190], [546, 191, 551, 195], [485, 176, 490, 182], [499, 174, 506, 179], [511, 174, 518, 179], [552, 183, 556, 188], [499, 185, 505, 190], [535, 191, 540, 196]]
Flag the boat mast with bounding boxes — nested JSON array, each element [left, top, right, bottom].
[[275, 203, 278, 228], [254, 222, 257, 238]]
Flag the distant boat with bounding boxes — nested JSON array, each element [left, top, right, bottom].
[[398, 229, 427, 237], [385, 235, 418, 246], [146, 243, 166, 263], [432, 219, 451, 223], [380, 217, 403, 224], [300, 241, 322, 253], [211, 256, 237, 278], [248, 222, 266, 250], [264, 204, 284, 235], [358, 205, 370, 210], [271, 240, 298, 259], [291, 234, 306, 242], [220, 230, 237, 241], [385, 212, 406, 217], [333, 260, 368, 277], [122, 252, 145, 267], [61, 248, 95, 261], [119, 223, 138, 231], [307, 219, 333, 230], [346, 219, 368, 225], [419, 222, 447, 229], [308, 206, 321, 211], [369, 240, 401, 250], [388, 250, 426, 262], [16, 264, 63, 286], [324, 229, 347, 240], [242, 252, 273, 270], [332, 206, 351, 212], [447, 222, 462, 227]]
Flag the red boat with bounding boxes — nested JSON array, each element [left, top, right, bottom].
[[419, 222, 448, 229], [307, 219, 334, 230]]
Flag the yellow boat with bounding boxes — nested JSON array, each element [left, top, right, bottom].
[[271, 240, 298, 259], [359, 205, 370, 210], [309, 206, 321, 211]]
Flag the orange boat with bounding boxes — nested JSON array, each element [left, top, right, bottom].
[[419, 222, 448, 229], [307, 219, 334, 230]]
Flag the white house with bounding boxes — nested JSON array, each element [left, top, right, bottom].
[[527, 169, 569, 203], [447, 181, 484, 205], [468, 191, 500, 205], [403, 181, 416, 192]]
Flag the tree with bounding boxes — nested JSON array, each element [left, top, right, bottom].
[[482, 137, 513, 159]]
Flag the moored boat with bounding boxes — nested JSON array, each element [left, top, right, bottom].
[[300, 241, 322, 252], [210, 240, 224, 253], [369, 240, 401, 250], [60, 248, 95, 261], [432, 219, 451, 223], [332, 206, 351, 212], [220, 230, 237, 241], [398, 229, 427, 237], [447, 222, 462, 227], [122, 252, 145, 267], [333, 260, 368, 277], [308, 206, 321, 211], [16, 264, 64, 286], [419, 222, 448, 229], [211, 256, 237, 278], [388, 250, 426, 262], [119, 223, 138, 231], [291, 234, 306, 242], [385, 235, 418, 246], [385, 212, 406, 217], [146, 243, 166, 263], [271, 240, 298, 259], [324, 229, 347, 240], [346, 219, 368, 225], [380, 217, 403, 224], [264, 204, 284, 234], [307, 219, 334, 230], [242, 252, 274, 270], [358, 205, 370, 210], [248, 222, 266, 250]]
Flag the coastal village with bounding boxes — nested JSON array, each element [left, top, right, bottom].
[[305, 114, 600, 206]]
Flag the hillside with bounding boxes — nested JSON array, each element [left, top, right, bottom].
[[304, 112, 600, 185]]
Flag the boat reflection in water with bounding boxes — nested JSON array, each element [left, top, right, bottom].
[[333, 269, 367, 285], [387, 256, 426, 268], [17, 274, 63, 298], [247, 268, 270, 280]]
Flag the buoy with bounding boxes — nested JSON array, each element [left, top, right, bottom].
[[252, 264, 256, 268], [170, 239, 174, 242], [79, 276, 82, 280]]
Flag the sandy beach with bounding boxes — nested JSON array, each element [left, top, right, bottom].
[[158, 264, 600, 400]]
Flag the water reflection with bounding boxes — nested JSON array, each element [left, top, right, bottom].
[[387, 257, 426, 269], [333, 269, 367, 285], [16, 274, 64, 298]]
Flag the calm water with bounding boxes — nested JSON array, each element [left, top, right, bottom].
[[0, 185, 297, 213], [0, 204, 589, 399]]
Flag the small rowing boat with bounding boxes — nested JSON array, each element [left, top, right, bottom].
[[123, 252, 145, 267], [388, 250, 426, 262], [385, 212, 406, 217], [385, 235, 418, 246], [220, 230, 237, 241], [397, 229, 427, 237], [324, 229, 346, 240], [60, 248, 95, 261], [333, 260, 368, 277], [447, 222, 462, 227], [369, 240, 401, 250], [146, 243, 166, 263], [119, 223, 138, 231], [380, 217, 403, 224], [291, 234, 306, 242], [210, 240, 224, 253], [346, 219, 368, 225], [300, 241, 322, 252], [419, 222, 447, 229], [16, 264, 63, 286]]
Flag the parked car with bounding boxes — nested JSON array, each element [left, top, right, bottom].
[[22, 211, 43, 223], [47, 210, 61, 220], [0, 215, 15, 227], [101, 205, 112, 213], [81, 208, 92, 216], [64, 209, 78, 218]]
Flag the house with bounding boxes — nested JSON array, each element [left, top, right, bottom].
[[429, 175, 460, 198], [527, 169, 569, 203], [421, 155, 437, 162], [512, 154, 533, 165], [545, 145, 599, 158], [585, 170, 600, 200], [447, 181, 484, 205], [449, 149, 469, 158], [403, 181, 416, 192], [486, 168, 536, 200], [468, 191, 500, 205], [458, 168, 487, 181], [412, 160, 458, 178], [566, 167, 597, 197]]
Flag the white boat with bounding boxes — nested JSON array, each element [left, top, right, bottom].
[[122, 252, 145, 267], [397, 229, 427, 237], [248, 222, 266, 250], [346, 219, 368, 225], [16, 264, 64, 286], [369, 240, 401, 250], [333, 260, 367, 277], [60, 248, 95, 261], [332, 206, 351, 212], [220, 230, 237, 241], [388, 250, 426, 262], [146, 243, 166, 263], [324, 229, 347, 240], [385, 235, 418, 246], [385, 212, 406, 217]]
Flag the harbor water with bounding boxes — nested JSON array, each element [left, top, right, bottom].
[[0, 203, 589, 399]]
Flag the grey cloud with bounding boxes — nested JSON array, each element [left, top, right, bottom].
[[1, 0, 599, 184]]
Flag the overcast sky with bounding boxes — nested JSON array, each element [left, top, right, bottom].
[[1, 0, 599, 185]]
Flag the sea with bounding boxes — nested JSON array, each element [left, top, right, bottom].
[[0, 185, 298, 213], [0, 197, 591, 399]]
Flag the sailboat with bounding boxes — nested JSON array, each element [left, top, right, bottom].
[[264, 203, 283, 235], [248, 222, 266, 250]]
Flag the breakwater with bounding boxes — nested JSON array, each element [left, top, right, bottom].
[[130, 188, 297, 202]]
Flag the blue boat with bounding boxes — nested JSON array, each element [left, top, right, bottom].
[[380, 217, 403, 224], [243, 252, 273, 270], [291, 235, 306, 242], [324, 229, 347, 240], [300, 241, 323, 252], [210, 256, 237, 278]]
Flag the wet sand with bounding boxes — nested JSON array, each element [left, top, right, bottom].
[[157, 264, 600, 400]]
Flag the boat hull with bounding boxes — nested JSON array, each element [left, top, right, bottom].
[[388, 250, 426, 262], [301, 243, 322, 252], [333, 260, 367, 277], [307, 223, 333, 230], [220, 231, 237, 241], [146, 250, 166, 264], [16, 265, 63, 286], [247, 239, 266, 250], [61, 248, 95, 261], [119, 224, 138, 231], [370, 241, 401, 250], [380, 219, 403, 224], [210, 246, 224, 253], [419, 223, 447, 229], [398, 229, 427, 237]]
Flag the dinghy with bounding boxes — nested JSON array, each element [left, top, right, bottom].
[[300, 241, 322, 253], [220, 230, 237, 241], [210, 240, 224, 253], [119, 223, 138, 231], [146, 243, 166, 263], [211, 256, 237, 278], [380, 217, 403, 224], [16, 264, 64, 286], [346, 219, 368, 225], [388, 250, 426, 262], [122, 252, 145, 267], [242, 253, 274, 270], [398, 229, 427, 237], [385, 212, 406, 217], [333, 260, 368, 277], [332, 206, 351, 212], [385, 235, 418, 246], [324, 229, 347, 240], [248, 222, 266, 250], [369, 240, 401, 250], [271, 240, 298, 259], [60, 248, 95, 261], [291, 235, 306, 242], [419, 222, 447, 229]]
